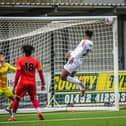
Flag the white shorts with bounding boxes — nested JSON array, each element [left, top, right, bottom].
[[64, 58, 82, 74]]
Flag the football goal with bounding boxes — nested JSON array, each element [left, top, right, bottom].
[[0, 16, 119, 113]]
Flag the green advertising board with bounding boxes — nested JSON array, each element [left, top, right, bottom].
[[54, 72, 126, 104]]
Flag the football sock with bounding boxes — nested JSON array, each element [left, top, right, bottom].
[[67, 76, 84, 90], [12, 99, 19, 116], [36, 107, 41, 113], [8, 101, 13, 109], [32, 99, 41, 112]]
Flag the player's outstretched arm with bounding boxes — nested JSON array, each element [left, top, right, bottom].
[[8, 63, 16, 72], [38, 70, 45, 91], [13, 70, 21, 93]]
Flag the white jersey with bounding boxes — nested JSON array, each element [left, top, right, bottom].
[[70, 39, 93, 59], [64, 39, 93, 73]]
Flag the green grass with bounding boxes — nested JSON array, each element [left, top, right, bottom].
[[0, 109, 126, 126]]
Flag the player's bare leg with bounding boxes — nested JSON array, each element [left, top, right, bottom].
[[6, 101, 13, 115], [61, 68, 70, 81], [8, 96, 20, 121], [6, 96, 14, 116]]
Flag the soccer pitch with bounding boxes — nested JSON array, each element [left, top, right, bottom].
[[0, 109, 126, 126]]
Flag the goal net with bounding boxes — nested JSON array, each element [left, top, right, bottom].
[[0, 16, 119, 113]]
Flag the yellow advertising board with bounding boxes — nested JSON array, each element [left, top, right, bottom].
[[54, 72, 126, 92]]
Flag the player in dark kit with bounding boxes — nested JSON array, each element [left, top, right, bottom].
[[8, 45, 45, 121]]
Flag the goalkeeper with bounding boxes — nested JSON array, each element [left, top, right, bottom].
[[61, 30, 93, 96], [0, 52, 16, 115]]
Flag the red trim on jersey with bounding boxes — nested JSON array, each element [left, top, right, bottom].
[[37, 66, 42, 71]]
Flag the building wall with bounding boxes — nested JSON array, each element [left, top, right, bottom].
[[0, 0, 125, 4]]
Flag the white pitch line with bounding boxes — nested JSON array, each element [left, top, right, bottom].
[[0, 111, 105, 117], [16, 111, 101, 116], [0, 115, 126, 124]]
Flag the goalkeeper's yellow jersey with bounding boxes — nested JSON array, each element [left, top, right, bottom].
[[0, 63, 16, 88]]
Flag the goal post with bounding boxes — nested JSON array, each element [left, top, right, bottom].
[[113, 17, 119, 111], [0, 16, 119, 113]]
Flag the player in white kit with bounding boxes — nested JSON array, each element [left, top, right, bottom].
[[61, 30, 93, 96]]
